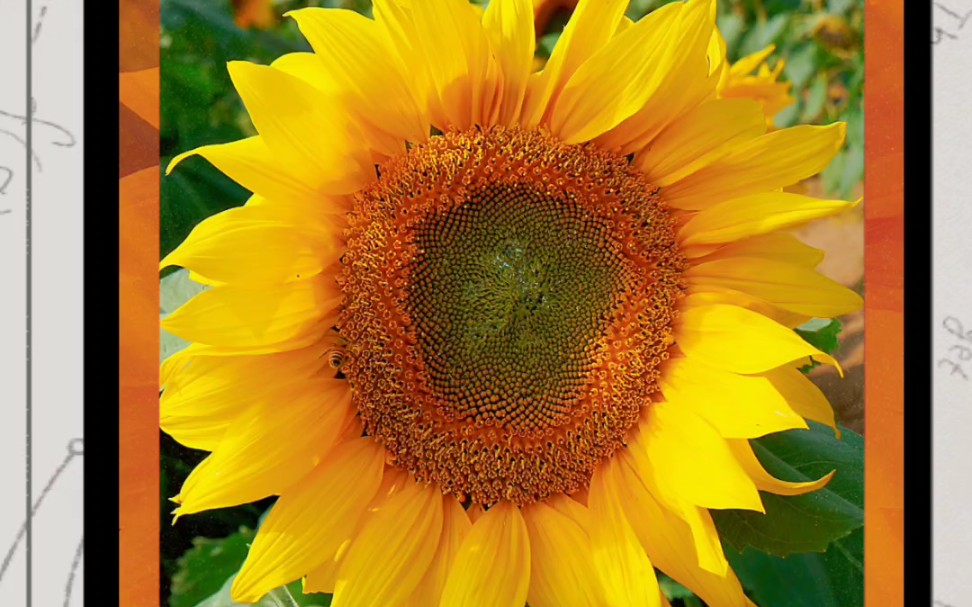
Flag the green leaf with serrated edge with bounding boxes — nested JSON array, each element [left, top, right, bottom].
[[726, 527, 863, 607], [711, 422, 862, 557]]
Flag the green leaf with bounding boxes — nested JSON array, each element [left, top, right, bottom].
[[170, 528, 256, 607], [795, 318, 842, 355], [827, 0, 857, 17], [738, 14, 790, 58], [838, 143, 864, 198], [802, 75, 829, 123], [783, 43, 818, 89], [658, 573, 696, 601], [170, 527, 331, 607], [537, 32, 561, 59], [772, 101, 801, 129], [191, 575, 330, 607], [711, 422, 863, 557], [726, 526, 863, 607]]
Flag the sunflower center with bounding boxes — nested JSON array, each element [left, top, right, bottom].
[[408, 184, 628, 434], [340, 126, 685, 506]]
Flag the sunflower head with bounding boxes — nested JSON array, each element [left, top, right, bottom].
[[161, 0, 862, 605], [341, 125, 685, 506]]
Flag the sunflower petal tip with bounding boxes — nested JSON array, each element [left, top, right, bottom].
[[159, 251, 178, 271], [165, 151, 194, 175], [230, 574, 266, 606], [833, 357, 845, 378]]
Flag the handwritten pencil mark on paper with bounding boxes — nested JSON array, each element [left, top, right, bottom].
[[0, 0, 84, 604], [939, 316, 972, 380], [0, 439, 83, 606], [934, 2, 972, 43], [32, 2, 51, 44]]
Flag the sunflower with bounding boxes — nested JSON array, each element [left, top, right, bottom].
[[160, 1, 862, 605], [719, 44, 795, 124]]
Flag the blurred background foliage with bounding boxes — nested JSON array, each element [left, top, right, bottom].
[[160, 0, 865, 605]]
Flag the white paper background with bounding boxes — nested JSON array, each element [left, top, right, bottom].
[[934, 2, 972, 606], [0, 0, 84, 604]]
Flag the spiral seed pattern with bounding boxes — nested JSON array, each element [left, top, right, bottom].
[[340, 126, 685, 506]]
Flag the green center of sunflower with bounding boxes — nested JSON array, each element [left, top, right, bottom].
[[340, 126, 686, 506], [407, 184, 628, 435]]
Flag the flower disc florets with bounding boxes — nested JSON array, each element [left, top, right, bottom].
[[340, 126, 686, 506]]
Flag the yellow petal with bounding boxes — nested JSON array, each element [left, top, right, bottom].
[[549, 0, 692, 144], [589, 458, 661, 607], [680, 288, 812, 329], [615, 450, 755, 606], [633, 401, 764, 513], [400, 0, 499, 130], [226, 61, 371, 195], [520, 0, 628, 128], [728, 439, 836, 496], [637, 98, 765, 186], [688, 233, 825, 268], [161, 278, 340, 351], [370, 0, 433, 120], [663, 123, 847, 210], [686, 257, 863, 318], [597, 4, 721, 155], [161, 345, 327, 450], [439, 501, 530, 607], [764, 365, 841, 437], [302, 466, 411, 595], [729, 44, 776, 78], [285, 8, 427, 148], [269, 51, 405, 161], [331, 480, 444, 607], [303, 553, 342, 596], [270, 52, 338, 93], [231, 438, 385, 603], [523, 495, 609, 607], [660, 356, 808, 438], [483, 0, 535, 126], [625, 426, 733, 575], [676, 304, 841, 375], [407, 496, 473, 606], [174, 379, 351, 516], [160, 346, 195, 389], [160, 205, 338, 285], [680, 192, 859, 246], [707, 23, 729, 81], [167, 136, 324, 207]]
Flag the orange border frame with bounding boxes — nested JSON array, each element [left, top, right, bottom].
[[119, 0, 160, 602], [862, 1, 904, 605], [118, 2, 904, 605]]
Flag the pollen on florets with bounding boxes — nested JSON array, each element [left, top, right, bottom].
[[339, 125, 686, 507]]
